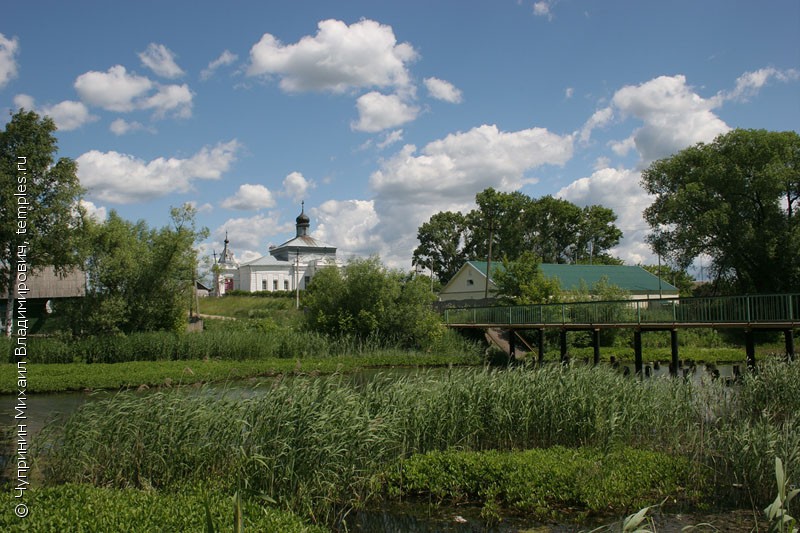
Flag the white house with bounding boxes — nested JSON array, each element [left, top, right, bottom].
[[213, 204, 341, 295], [439, 260, 680, 302]]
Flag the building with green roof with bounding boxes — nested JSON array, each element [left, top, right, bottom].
[[439, 260, 679, 302]]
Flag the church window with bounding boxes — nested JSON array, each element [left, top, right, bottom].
[[284, 280, 289, 290], [305, 276, 311, 287], [262, 280, 267, 290], [273, 280, 278, 291]]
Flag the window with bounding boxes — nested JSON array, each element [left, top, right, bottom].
[[305, 276, 311, 287], [467, 279, 474, 286], [284, 280, 289, 290], [261, 280, 267, 291], [273, 280, 278, 291]]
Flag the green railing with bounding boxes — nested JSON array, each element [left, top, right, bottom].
[[443, 293, 800, 328]]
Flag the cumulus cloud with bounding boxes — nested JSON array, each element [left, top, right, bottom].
[[138, 43, 185, 79], [247, 18, 417, 93], [0, 33, 19, 88], [216, 213, 287, 251], [424, 77, 463, 103], [201, 50, 238, 80], [557, 167, 653, 264], [610, 75, 730, 163], [313, 199, 381, 256], [221, 184, 276, 210], [74, 65, 153, 112], [377, 129, 404, 149], [369, 123, 574, 265], [13, 94, 97, 131], [352, 92, 419, 132], [579, 107, 613, 143], [76, 140, 240, 203], [79, 200, 107, 222], [282, 171, 313, 202], [110, 118, 149, 135], [74, 65, 193, 118]]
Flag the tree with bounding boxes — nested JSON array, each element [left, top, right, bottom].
[[413, 211, 471, 284], [491, 251, 561, 305], [1, 110, 85, 336], [640, 264, 695, 296], [72, 205, 207, 335], [304, 256, 443, 349], [642, 129, 800, 293]]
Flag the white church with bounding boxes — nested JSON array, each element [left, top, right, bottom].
[[213, 203, 342, 296]]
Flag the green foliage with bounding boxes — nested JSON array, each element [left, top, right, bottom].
[[764, 458, 798, 533], [304, 256, 444, 349], [0, 484, 324, 533], [642, 129, 800, 293], [1, 110, 86, 336], [492, 251, 562, 304], [67, 205, 208, 335], [387, 446, 699, 520], [413, 188, 624, 284]]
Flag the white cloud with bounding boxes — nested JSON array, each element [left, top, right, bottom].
[[217, 213, 282, 250], [79, 200, 107, 222], [313, 199, 381, 256], [76, 140, 240, 204], [282, 171, 313, 202], [221, 184, 276, 210], [557, 166, 653, 264], [533, 1, 554, 20], [110, 118, 149, 135], [13, 94, 97, 131], [424, 77, 463, 103], [579, 106, 613, 143], [717, 67, 799, 103], [141, 83, 193, 118], [369, 123, 574, 265], [610, 75, 730, 163], [74, 65, 193, 118], [138, 43, 185, 79], [377, 129, 404, 149], [352, 92, 419, 132], [201, 50, 238, 80], [247, 18, 417, 93], [74, 65, 153, 112], [0, 33, 19, 88], [564, 87, 574, 99]]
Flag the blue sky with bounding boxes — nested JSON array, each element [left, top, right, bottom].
[[2, 0, 798, 272]]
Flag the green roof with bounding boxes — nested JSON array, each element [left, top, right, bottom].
[[467, 261, 679, 294]]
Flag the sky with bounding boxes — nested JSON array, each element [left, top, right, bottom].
[[2, 0, 798, 274]]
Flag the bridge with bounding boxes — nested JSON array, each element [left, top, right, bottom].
[[443, 293, 799, 374]]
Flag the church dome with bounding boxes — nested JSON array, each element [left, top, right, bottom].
[[296, 210, 310, 225]]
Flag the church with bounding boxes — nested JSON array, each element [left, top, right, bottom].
[[212, 203, 342, 296]]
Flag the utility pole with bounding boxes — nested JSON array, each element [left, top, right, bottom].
[[484, 218, 494, 300]]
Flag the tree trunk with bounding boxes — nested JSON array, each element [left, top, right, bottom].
[[4, 283, 13, 337]]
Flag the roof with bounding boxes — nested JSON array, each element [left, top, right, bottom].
[[18, 266, 86, 299], [466, 261, 679, 294], [240, 254, 290, 267]]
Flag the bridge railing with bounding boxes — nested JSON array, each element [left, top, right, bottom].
[[443, 293, 800, 327]]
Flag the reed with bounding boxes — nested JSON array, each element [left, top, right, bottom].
[[37, 359, 800, 525]]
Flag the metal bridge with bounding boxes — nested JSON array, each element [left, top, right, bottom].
[[443, 293, 799, 373]]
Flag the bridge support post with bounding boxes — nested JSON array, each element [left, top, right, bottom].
[[745, 329, 756, 370], [592, 329, 600, 366], [508, 329, 516, 362], [634, 330, 643, 376], [670, 329, 679, 377], [785, 329, 795, 362], [537, 329, 545, 365], [560, 330, 568, 365]]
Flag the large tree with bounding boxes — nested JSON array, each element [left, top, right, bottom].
[[642, 129, 800, 294], [1, 110, 85, 336], [70, 205, 207, 335], [413, 189, 623, 284]]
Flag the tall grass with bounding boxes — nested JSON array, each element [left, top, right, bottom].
[[39, 359, 799, 524]]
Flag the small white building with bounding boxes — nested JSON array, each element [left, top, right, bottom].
[[212, 233, 239, 296], [214, 204, 341, 295]]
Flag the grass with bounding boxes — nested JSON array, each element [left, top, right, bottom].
[[34, 360, 800, 525], [0, 483, 325, 533], [386, 446, 703, 522], [0, 353, 482, 393]]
